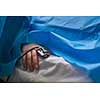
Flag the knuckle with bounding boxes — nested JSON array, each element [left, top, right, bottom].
[[32, 49, 36, 52], [27, 52, 31, 59]]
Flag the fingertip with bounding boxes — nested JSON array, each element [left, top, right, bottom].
[[35, 65, 38, 69]]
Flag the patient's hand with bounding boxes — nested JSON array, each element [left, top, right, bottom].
[[22, 44, 40, 71]]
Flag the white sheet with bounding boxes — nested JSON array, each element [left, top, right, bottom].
[[8, 55, 92, 82]]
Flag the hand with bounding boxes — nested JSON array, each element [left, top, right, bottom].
[[22, 44, 40, 71]]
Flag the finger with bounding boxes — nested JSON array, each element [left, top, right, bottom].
[[31, 50, 39, 69], [22, 54, 27, 70], [26, 51, 33, 71], [31, 51, 35, 71]]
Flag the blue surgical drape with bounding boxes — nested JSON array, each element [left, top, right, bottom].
[[0, 16, 100, 82]]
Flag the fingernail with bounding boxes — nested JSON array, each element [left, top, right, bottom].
[[36, 65, 40, 71], [35, 65, 39, 69]]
